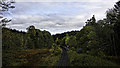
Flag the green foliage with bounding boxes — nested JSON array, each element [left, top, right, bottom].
[[60, 33, 77, 50], [67, 36, 77, 48], [68, 50, 118, 66], [2, 25, 53, 50], [51, 43, 62, 56], [43, 54, 60, 66], [65, 33, 69, 46], [52, 31, 79, 41], [105, 1, 120, 56], [76, 25, 99, 55], [2, 28, 25, 50]]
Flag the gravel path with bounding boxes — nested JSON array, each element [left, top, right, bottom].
[[57, 46, 69, 66]]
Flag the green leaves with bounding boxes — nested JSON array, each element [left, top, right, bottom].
[[68, 51, 118, 66], [2, 25, 54, 50]]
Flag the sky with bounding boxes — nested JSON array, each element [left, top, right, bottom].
[[5, 0, 118, 35]]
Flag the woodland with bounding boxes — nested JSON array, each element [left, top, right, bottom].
[[0, 0, 120, 67]]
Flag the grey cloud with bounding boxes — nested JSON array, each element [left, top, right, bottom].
[[8, 1, 117, 34], [9, 13, 85, 34]]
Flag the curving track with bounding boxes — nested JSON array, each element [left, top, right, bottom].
[[57, 46, 69, 66]]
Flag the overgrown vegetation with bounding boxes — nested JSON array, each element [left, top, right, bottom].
[[2, 25, 53, 50], [68, 50, 118, 66], [3, 49, 61, 66]]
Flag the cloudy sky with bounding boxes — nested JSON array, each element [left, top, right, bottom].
[[6, 0, 118, 35]]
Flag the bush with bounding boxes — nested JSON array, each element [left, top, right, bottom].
[[42, 55, 60, 66], [68, 50, 118, 66]]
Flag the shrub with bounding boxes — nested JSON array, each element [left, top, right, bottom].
[[68, 50, 118, 66]]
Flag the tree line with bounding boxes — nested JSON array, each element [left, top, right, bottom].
[[2, 25, 53, 50]]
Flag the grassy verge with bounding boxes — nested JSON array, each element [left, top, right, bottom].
[[3, 48, 61, 66], [68, 50, 118, 66]]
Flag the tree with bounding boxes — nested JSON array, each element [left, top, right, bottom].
[[105, 1, 120, 56], [67, 36, 77, 48], [26, 25, 36, 39], [26, 25, 54, 49], [85, 15, 96, 26], [76, 15, 102, 55], [2, 25, 54, 50], [113, 0, 120, 56], [0, 0, 15, 27]]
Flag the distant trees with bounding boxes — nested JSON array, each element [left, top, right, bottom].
[[2, 25, 53, 50], [66, 36, 77, 48], [60, 34, 77, 48], [2, 28, 25, 50], [52, 31, 79, 41]]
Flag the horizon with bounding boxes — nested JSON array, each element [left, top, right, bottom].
[[4, 26, 81, 35]]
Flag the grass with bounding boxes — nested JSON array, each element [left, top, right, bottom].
[[41, 54, 60, 66], [68, 50, 118, 66], [3, 48, 61, 66], [41, 47, 62, 66], [3, 48, 119, 67], [3, 49, 50, 66]]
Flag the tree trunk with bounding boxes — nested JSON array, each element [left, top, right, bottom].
[[110, 35, 114, 56], [113, 34, 117, 56]]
